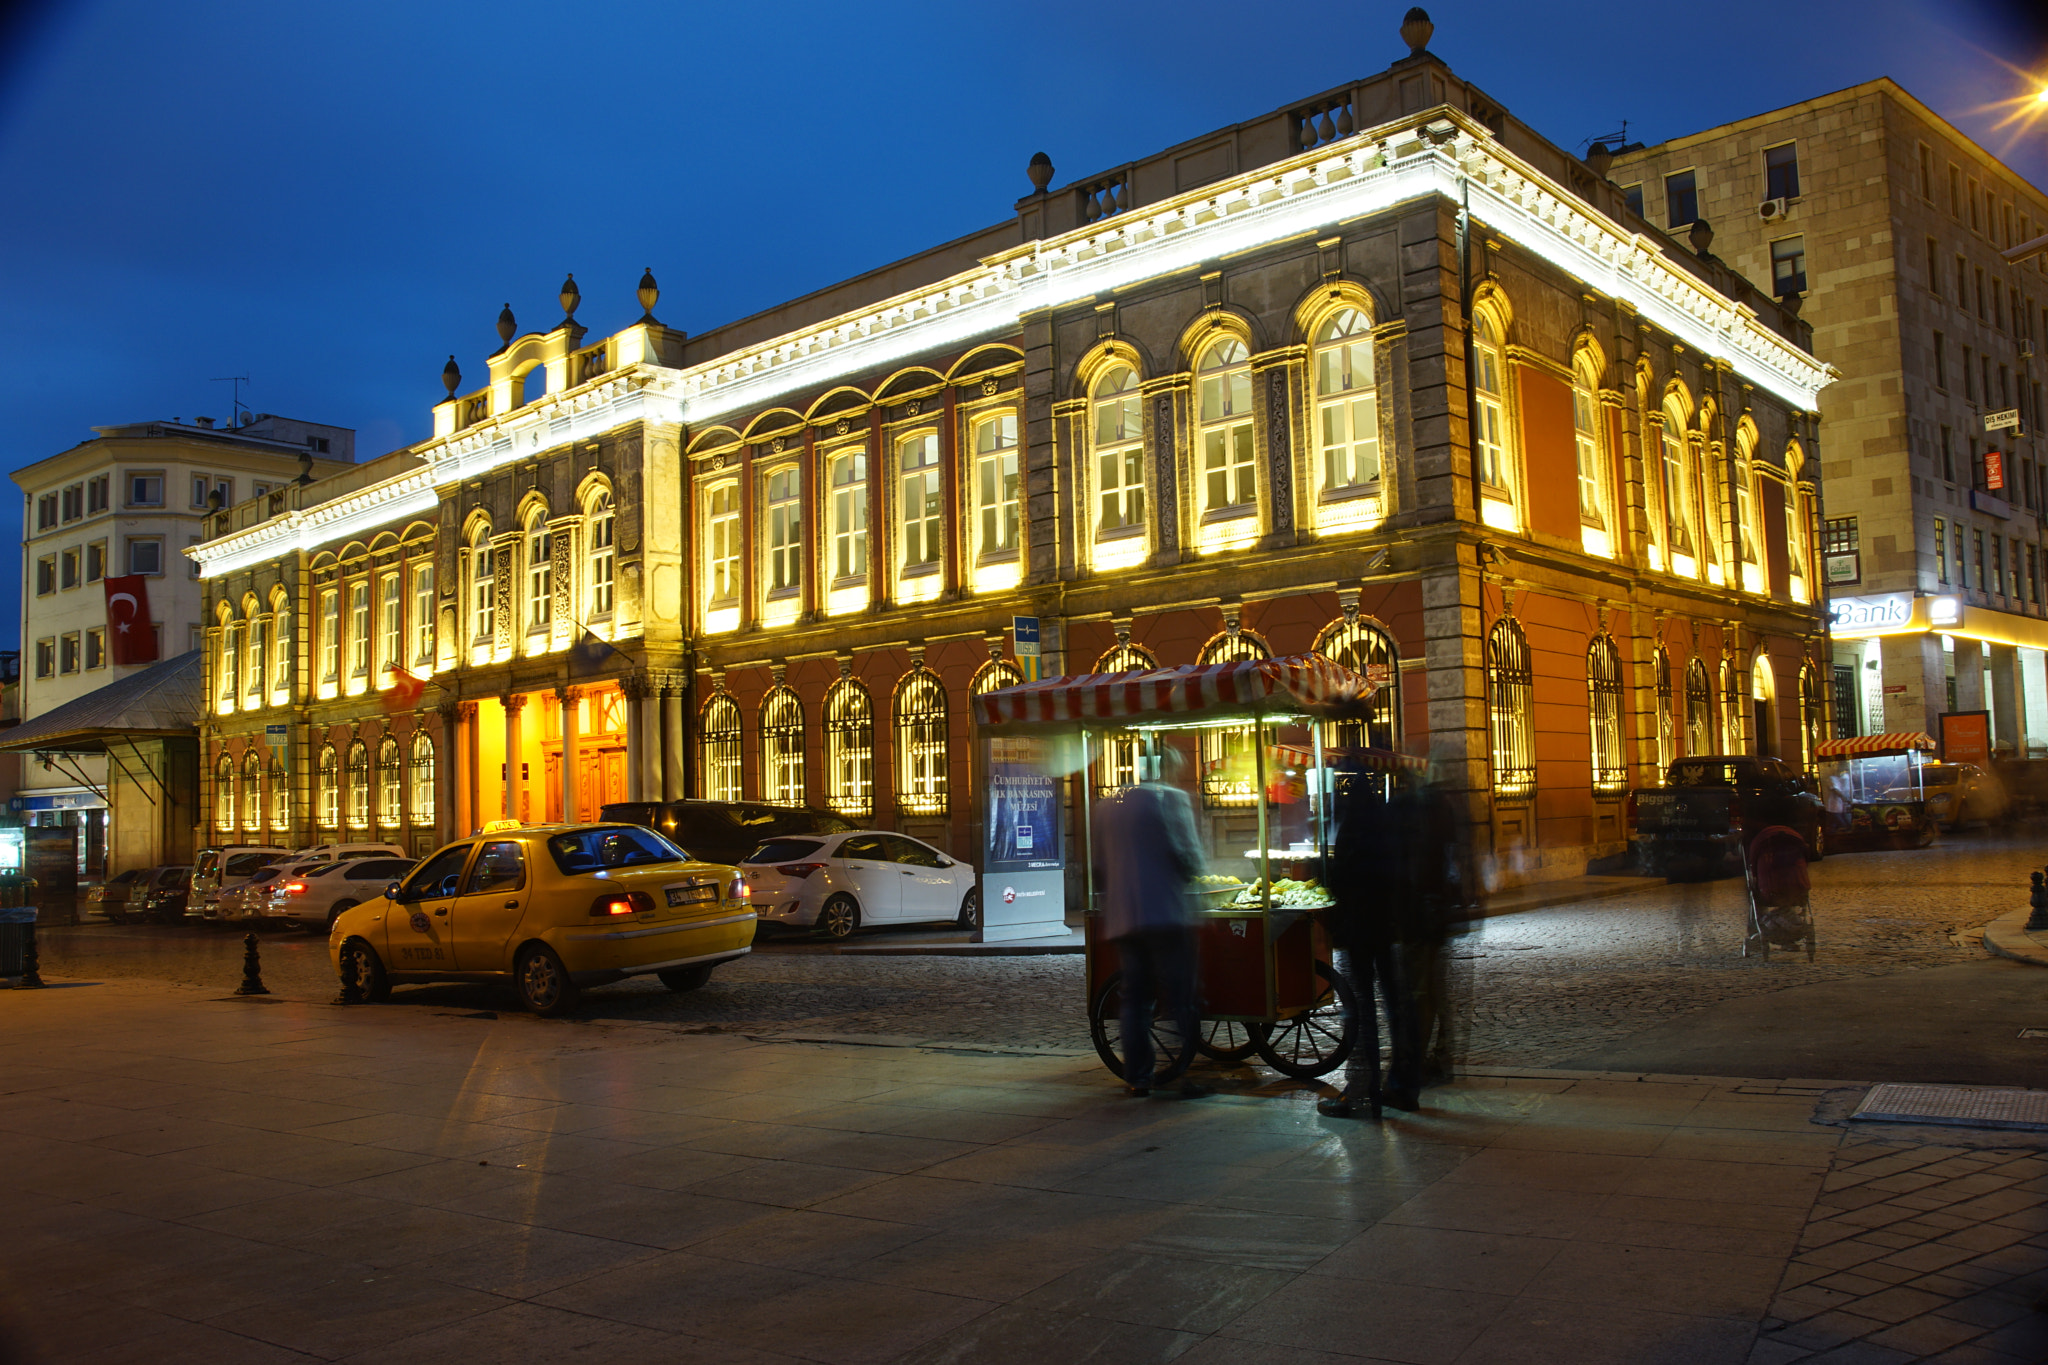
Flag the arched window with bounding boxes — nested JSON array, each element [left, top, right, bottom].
[[974, 413, 1021, 557], [1721, 658, 1744, 753], [1315, 308, 1379, 492], [1654, 647, 1676, 770], [829, 450, 868, 582], [316, 745, 339, 829], [585, 492, 615, 618], [972, 659, 1026, 694], [410, 734, 436, 825], [1571, 359, 1605, 528], [1684, 658, 1714, 757], [1472, 313, 1511, 495], [245, 613, 267, 701], [1658, 408, 1696, 561], [1197, 338, 1255, 512], [1486, 618, 1535, 800], [214, 755, 236, 830], [346, 741, 369, 830], [760, 688, 805, 806], [894, 670, 949, 817], [1786, 474, 1813, 599], [217, 620, 240, 713], [1588, 636, 1625, 793], [898, 432, 942, 574], [1314, 620, 1400, 753], [1735, 438, 1764, 593], [700, 694, 742, 803], [705, 481, 740, 607], [823, 679, 874, 819], [469, 528, 496, 644], [377, 739, 402, 829], [241, 751, 262, 832], [348, 578, 370, 678], [1198, 632, 1269, 807], [269, 756, 290, 832], [271, 600, 292, 695], [1087, 644, 1153, 797], [525, 512, 553, 633], [1092, 366, 1144, 538]]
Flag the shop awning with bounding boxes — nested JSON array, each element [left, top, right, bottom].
[[1815, 732, 1936, 758], [973, 654, 1372, 730], [0, 651, 203, 755]]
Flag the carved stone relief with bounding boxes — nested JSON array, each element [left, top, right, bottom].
[[1266, 369, 1294, 535], [1153, 394, 1178, 552]]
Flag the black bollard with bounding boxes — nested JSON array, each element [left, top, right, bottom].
[[15, 921, 43, 990], [235, 931, 270, 996], [2029, 871, 2048, 933], [333, 944, 364, 1006]]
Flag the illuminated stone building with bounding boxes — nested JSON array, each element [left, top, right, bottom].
[[193, 18, 1832, 889]]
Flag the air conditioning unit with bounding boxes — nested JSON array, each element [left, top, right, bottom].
[[1758, 198, 1789, 222]]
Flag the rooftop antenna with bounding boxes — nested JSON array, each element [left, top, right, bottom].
[[211, 375, 251, 426], [1579, 121, 1629, 153]]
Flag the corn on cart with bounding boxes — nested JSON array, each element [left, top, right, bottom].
[[973, 654, 1386, 1082]]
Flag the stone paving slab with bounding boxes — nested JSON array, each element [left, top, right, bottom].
[[0, 978, 2044, 1363]]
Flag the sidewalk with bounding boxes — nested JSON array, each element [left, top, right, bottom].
[[1981, 906, 2048, 967], [0, 977, 2042, 1364]]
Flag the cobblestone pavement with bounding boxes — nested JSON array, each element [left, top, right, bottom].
[[25, 825, 2042, 1069]]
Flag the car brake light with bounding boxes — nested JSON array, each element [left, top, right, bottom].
[[776, 862, 826, 878], [589, 890, 654, 918], [283, 882, 307, 894], [727, 876, 749, 902]]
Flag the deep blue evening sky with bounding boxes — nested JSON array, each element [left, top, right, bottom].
[[1, 0, 2044, 650]]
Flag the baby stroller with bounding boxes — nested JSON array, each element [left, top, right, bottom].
[[1740, 824, 1816, 961]]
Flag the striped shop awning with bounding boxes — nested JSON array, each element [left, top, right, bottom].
[[1814, 732, 1937, 758], [972, 654, 1372, 730]]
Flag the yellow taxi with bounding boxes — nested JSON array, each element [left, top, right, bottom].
[[328, 821, 754, 1015]]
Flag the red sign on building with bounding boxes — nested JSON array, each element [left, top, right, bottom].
[[1985, 449, 2005, 491]]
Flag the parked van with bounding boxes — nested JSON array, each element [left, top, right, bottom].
[[190, 845, 291, 919]]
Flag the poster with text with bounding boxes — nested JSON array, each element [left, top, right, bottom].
[[1940, 710, 1991, 769], [985, 743, 1062, 874]]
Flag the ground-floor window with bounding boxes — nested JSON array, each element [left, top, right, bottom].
[[346, 741, 369, 830], [760, 687, 805, 806], [824, 679, 874, 819], [700, 694, 742, 803], [1587, 636, 1625, 793], [894, 669, 948, 817], [410, 734, 435, 824], [1487, 618, 1535, 800]]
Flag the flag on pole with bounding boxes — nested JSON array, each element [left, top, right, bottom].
[[568, 628, 625, 680], [381, 667, 426, 712], [103, 575, 158, 665]]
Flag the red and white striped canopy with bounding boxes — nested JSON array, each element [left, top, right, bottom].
[[1814, 732, 1936, 758], [973, 654, 1372, 730]]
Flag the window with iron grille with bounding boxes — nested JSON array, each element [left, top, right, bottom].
[[1086, 646, 1150, 797], [1654, 648, 1675, 771], [241, 752, 262, 833], [346, 742, 370, 829], [215, 756, 236, 831], [824, 680, 874, 818], [1315, 620, 1400, 754], [1684, 658, 1714, 758], [1487, 619, 1535, 800], [1588, 636, 1625, 793], [1721, 659, 1744, 753], [760, 688, 805, 806], [894, 669, 949, 816], [270, 758, 290, 832], [317, 746, 339, 829], [1198, 633, 1269, 807], [411, 735, 435, 825], [378, 739, 402, 829], [700, 694, 742, 803]]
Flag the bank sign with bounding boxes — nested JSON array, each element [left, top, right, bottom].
[[1829, 592, 1913, 632]]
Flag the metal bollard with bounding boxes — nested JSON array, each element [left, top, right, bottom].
[[333, 944, 364, 1006], [235, 931, 270, 996], [16, 921, 43, 990], [2029, 871, 2048, 933]]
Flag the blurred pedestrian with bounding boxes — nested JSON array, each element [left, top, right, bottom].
[[1093, 746, 1210, 1099]]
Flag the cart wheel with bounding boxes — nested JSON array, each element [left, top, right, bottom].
[[1088, 973, 1196, 1085], [1195, 1018, 1267, 1063], [1254, 960, 1357, 1079]]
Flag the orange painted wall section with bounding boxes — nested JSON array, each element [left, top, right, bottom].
[[1515, 364, 1581, 544]]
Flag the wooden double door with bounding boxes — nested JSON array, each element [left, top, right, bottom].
[[542, 743, 627, 824]]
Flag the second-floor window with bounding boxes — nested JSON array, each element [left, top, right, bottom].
[[60, 484, 82, 521], [830, 451, 867, 581], [899, 433, 941, 571], [127, 474, 162, 507], [35, 494, 56, 530], [319, 589, 339, 681], [1660, 421, 1694, 556], [1315, 309, 1379, 491], [273, 607, 292, 690], [85, 542, 104, 582], [471, 539, 495, 640], [706, 482, 740, 603], [34, 557, 53, 595], [587, 495, 614, 616], [348, 581, 370, 676], [1764, 142, 1800, 200], [526, 522, 552, 630], [1198, 339, 1255, 511], [246, 618, 266, 697], [86, 476, 108, 514], [975, 414, 1021, 555], [1473, 315, 1510, 494], [1665, 169, 1698, 227], [765, 467, 801, 593], [126, 538, 162, 575], [412, 564, 435, 664], [378, 573, 401, 675], [1572, 384, 1603, 524], [1093, 366, 1144, 536], [1771, 236, 1807, 297], [59, 548, 78, 588]]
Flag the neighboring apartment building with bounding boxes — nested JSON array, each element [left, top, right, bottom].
[[11, 414, 352, 874], [192, 15, 1831, 897], [1612, 81, 2048, 753]]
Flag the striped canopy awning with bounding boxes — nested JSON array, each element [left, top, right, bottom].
[[1271, 743, 1428, 773], [1814, 732, 1936, 758], [973, 654, 1372, 730]]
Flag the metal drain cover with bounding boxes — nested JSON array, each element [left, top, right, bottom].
[[1852, 1083, 2048, 1131]]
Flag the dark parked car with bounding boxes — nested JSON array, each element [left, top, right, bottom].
[[1630, 755, 1825, 879], [597, 800, 859, 867]]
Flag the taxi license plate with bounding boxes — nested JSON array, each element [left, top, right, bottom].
[[665, 883, 717, 908]]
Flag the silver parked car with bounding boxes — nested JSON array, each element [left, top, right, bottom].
[[269, 856, 417, 933]]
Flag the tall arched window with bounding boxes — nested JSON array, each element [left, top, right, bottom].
[[1093, 366, 1145, 541], [317, 744, 339, 830], [705, 481, 740, 606], [1684, 658, 1714, 757], [1315, 308, 1379, 492], [1571, 358, 1606, 529], [377, 738, 401, 829], [899, 432, 942, 574], [1472, 313, 1511, 496], [586, 492, 615, 617], [245, 613, 267, 701], [760, 688, 805, 806], [1588, 636, 1625, 793], [217, 620, 240, 713], [1197, 338, 1255, 513], [700, 694, 742, 803], [269, 756, 290, 832], [829, 449, 868, 582], [525, 512, 553, 634], [824, 680, 874, 818], [972, 659, 1026, 694], [1198, 632, 1268, 807], [241, 751, 262, 832], [1735, 433, 1764, 593], [271, 599, 292, 696], [345, 741, 370, 830], [214, 755, 236, 830], [973, 413, 1021, 558], [1088, 644, 1153, 797], [410, 734, 436, 825], [1654, 647, 1676, 770], [1486, 618, 1535, 800], [1314, 620, 1400, 752], [469, 528, 495, 644], [1721, 658, 1744, 753], [1659, 408, 1696, 562], [895, 670, 949, 817]]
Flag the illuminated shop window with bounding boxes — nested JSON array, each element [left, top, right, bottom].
[[894, 669, 948, 817], [760, 688, 805, 806], [824, 679, 874, 819]]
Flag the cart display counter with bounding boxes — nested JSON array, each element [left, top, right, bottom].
[[1815, 732, 1938, 852]]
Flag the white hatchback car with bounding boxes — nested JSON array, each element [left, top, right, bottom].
[[742, 831, 978, 938], [213, 857, 334, 923], [269, 855, 418, 933]]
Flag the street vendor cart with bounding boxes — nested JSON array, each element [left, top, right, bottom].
[[973, 654, 1401, 1083], [1814, 733, 1939, 852]]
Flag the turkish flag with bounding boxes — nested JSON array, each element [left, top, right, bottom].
[[381, 666, 426, 712], [104, 575, 158, 665]]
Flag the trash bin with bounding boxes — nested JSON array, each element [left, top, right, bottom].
[[0, 907, 37, 977]]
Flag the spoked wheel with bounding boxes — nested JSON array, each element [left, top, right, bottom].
[[1195, 1018, 1267, 1062], [816, 894, 860, 940], [1088, 972, 1196, 1085], [1254, 960, 1357, 1079]]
